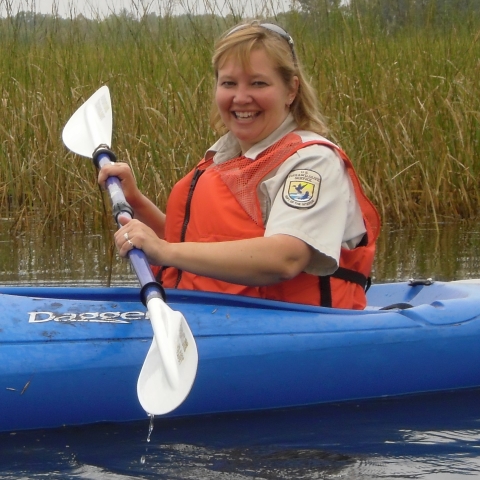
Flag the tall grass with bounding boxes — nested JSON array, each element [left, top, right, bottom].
[[296, 7, 480, 224], [0, 5, 479, 231]]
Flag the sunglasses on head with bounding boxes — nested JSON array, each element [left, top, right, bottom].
[[226, 22, 297, 64]]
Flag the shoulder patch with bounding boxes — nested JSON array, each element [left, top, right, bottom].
[[282, 169, 321, 209]]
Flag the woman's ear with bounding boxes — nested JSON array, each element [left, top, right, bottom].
[[288, 76, 300, 105]]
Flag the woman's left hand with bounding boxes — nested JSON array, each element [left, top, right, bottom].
[[114, 216, 169, 265]]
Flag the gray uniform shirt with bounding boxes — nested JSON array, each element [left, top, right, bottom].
[[205, 115, 367, 276]]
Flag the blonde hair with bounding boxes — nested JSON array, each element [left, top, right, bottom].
[[210, 20, 329, 137]]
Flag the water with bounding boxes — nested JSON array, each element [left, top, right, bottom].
[[2, 219, 480, 478], [0, 217, 137, 287], [2, 390, 480, 479], [2, 219, 480, 285]]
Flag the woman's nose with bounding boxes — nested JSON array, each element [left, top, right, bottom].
[[233, 85, 252, 104]]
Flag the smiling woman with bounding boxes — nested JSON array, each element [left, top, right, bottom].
[[97, 19, 380, 310], [215, 48, 298, 152]]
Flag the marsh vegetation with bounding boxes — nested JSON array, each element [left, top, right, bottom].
[[1, 0, 479, 232]]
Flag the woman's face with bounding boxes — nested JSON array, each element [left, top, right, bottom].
[[215, 48, 298, 153]]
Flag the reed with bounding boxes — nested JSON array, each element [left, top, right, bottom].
[[296, 9, 480, 224], [0, 4, 479, 231]]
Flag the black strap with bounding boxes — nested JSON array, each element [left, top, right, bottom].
[[157, 168, 207, 289], [156, 265, 168, 283], [319, 276, 333, 308], [319, 267, 370, 308], [331, 267, 369, 290]]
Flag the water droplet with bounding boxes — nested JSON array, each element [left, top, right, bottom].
[[140, 455, 146, 464], [147, 413, 154, 442]]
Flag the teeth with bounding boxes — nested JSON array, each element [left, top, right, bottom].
[[235, 112, 256, 119]]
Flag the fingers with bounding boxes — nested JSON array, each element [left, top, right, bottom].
[[98, 163, 142, 211], [114, 219, 146, 257], [118, 234, 138, 257], [114, 220, 166, 266], [121, 230, 138, 250], [115, 226, 137, 257], [117, 214, 131, 227], [97, 162, 134, 189]]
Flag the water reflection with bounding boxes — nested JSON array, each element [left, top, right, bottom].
[[1, 218, 480, 285], [0, 218, 137, 286], [375, 222, 480, 283], [1, 389, 480, 479]]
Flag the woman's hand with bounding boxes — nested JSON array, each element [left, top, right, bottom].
[[114, 216, 170, 265], [97, 162, 143, 208], [98, 162, 167, 238]]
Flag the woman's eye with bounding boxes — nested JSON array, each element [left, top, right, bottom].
[[221, 81, 235, 87], [253, 81, 267, 87]]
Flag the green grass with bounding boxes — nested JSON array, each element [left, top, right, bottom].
[[0, 5, 479, 231]]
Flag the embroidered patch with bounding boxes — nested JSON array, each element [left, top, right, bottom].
[[282, 169, 321, 209]]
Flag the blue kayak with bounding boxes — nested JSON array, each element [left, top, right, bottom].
[[1, 279, 480, 433]]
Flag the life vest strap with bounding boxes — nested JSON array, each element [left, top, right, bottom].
[[319, 267, 370, 308], [332, 267, 369, 289]]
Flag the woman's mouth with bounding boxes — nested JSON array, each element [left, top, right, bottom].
[[233, 111, 259, 120]]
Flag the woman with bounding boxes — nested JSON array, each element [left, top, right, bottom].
[[98, 20, 380, 309]]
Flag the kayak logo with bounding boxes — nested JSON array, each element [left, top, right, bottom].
[[28, 311, 148, 324]]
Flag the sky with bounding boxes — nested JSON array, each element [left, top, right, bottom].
[[2, 0, 291, 18]]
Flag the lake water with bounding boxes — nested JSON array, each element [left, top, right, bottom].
[[1, 219, 480, 479], [2, 390, 480, 479], [2, 219, 480, 286]]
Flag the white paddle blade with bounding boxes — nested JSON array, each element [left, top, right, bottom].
[[62, 85, 112, 158], [137, 298, 198, 415]]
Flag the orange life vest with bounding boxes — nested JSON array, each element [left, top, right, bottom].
[[155, 132, 380, 309]]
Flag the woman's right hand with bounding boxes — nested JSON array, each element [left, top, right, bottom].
[[97, 162, 142, 207], [98, 161, 167, 238]]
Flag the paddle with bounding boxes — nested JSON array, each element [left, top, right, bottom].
[[62, 86, 198, 415]]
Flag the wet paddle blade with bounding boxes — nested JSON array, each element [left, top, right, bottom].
[[138, 298, 198, 414], [62, 85, 112, 158]]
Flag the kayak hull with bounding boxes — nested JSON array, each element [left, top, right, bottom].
[[1, 280, 480, 432]]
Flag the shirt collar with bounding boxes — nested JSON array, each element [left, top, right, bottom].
[[206, 114, 298, 164]]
